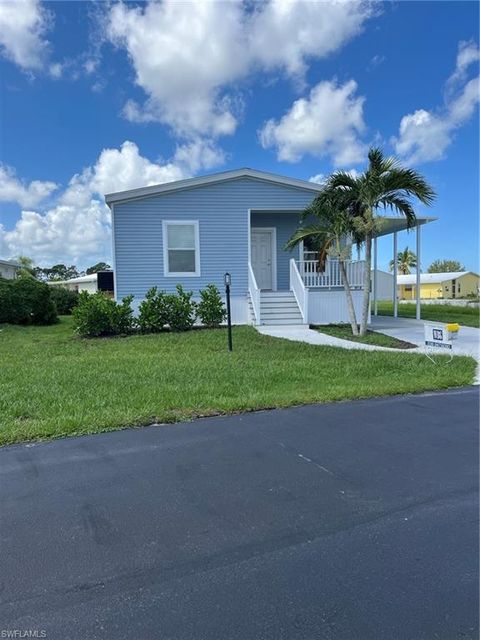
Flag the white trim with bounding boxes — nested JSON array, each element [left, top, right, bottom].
[[250, 226, 277, 291], [162, 220, 201, 277], [111, 203, 117, 301], [105, 168, 323, 206]]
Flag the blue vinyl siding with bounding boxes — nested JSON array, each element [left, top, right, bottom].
[[251, 211, 302, 290], [113, 177, 315, 300]]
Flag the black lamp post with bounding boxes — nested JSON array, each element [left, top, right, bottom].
[[224, 272, 233, 352]]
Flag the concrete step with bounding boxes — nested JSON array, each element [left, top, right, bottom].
[[261, 310, 303, 318], [262, 318, 307, 326]]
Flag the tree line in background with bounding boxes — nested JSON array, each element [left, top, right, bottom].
[[388, 250, 465, 275], [14, 257, 111, 281]]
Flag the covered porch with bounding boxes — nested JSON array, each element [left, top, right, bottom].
[[247, 210, 436, 326]]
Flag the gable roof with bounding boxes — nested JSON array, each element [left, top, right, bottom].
[[397, 271, 478, 285], [105, 168, 323, 206]]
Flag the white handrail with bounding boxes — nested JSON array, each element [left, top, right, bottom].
[[248, 262, 261, 325], [290, 258, 308, 323], [298, 259, 365, 288]]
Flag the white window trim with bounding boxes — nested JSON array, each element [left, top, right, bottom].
[[162, 220, 201, 277]]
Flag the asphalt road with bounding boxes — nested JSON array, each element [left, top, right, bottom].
[[1, 388, 478, 640]]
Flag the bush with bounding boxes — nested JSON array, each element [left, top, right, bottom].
[[72, 292, 136, 337], [50, 287, 79, 315], [165, 285, 197, 331], [138, 287, 169, 333], [0, 276, 57, 325], [197, 284, 226, 328]]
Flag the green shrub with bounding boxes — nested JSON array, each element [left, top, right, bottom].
[[50, 287, 79, 315], [72, 292, 136, 337], [0, 276, 57, 325], [138, 287, 169, 333], [166, 285, 197, 331], [197, 284, 226, 328]]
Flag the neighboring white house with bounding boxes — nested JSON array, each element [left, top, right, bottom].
[[371, 269, 394, 301], [47, 272, 114, 295], [0, 259, 21, 279]]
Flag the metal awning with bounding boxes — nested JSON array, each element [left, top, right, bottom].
[[373, 216, 437, 238]]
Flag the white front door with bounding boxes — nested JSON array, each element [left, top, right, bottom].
[[251, 230, 273, 290]]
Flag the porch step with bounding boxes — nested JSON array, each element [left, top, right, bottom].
[[248, 290, 305, 326]]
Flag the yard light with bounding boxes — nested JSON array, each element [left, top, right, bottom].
[[224, 272, 233, 352]]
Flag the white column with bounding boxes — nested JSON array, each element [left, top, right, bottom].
[[393, 231, 398, 318], [416, 222, 421, 320], [373, 236, 378, 316]]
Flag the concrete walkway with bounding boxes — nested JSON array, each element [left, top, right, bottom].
[[257, 316, 480, 385], [371, 315, 480, 361], [257, 324, 415, 353]]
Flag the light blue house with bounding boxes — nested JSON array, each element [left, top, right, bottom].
[[106, 168, 430, 325]]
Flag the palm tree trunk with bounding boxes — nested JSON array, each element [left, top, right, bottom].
[[359, 232, 372, 336], [339, 260, 358, 335]]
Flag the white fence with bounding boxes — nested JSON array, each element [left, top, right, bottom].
[[248, 262, 261, 325], [289, 259, 308, 323], [298, 259, 365, 289]]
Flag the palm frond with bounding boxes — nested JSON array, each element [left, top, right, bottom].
[[381, 168, 436, 205], [284, 224, 330, 251], [378, 195, 417, 227]]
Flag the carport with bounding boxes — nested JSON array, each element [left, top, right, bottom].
[[372, 216, 437, 320]]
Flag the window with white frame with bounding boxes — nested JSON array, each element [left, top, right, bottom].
[[163, 221, 200, 276]]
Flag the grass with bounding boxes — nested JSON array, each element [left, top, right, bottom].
[[0, 317, 476, 446], [377, 301, 480, 328], [313, 324, 417, 349]]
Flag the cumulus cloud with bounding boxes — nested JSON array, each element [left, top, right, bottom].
[[259, 80, 367, 165], [392, 41, 479, 164], [0, 201, 112, 268], [106, 0, 374, 139], [0, 0, 51, 71], [0, 140, 224, 267], [0, 165, 58, 207]]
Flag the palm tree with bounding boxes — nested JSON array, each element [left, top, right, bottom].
[[389, 247, 417, 274], [323, 147, 435, 335], [285, 191, 361, 335]]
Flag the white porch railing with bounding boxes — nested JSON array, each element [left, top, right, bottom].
[[290, 259, 309, 323], [298, 259, 365, 289], [248, 262, 261, 325]]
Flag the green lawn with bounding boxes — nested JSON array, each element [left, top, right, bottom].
[[313, 324, 416, 349], [0, 317, 476, 446], [377, 301, 480, 328]]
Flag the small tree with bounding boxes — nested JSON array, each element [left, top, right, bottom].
[[324, 147, 435, 335], [286, 192, 361, 335], [197, 284, 226, 328], [428, 259, 465, 273], [389, 247, 417, 274]]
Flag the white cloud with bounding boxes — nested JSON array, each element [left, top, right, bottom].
[[393, 41, 479, 164], [0, 140, 225, 268], [309, 174, 326, 185], [106, 0, 374, 138], [0, 0, 51, 71], [259, 80, 367, 165], [0, 201, 111, 268], [0, 165, 58, 207]]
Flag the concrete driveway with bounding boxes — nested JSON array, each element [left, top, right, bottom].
[[372, 315, 480, 360], [0, 388, 478, 639]]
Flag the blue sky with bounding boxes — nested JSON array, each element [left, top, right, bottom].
[[0, 0, 478, 271]]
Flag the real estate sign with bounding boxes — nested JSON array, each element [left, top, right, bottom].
[[424, 323, 453, 350]]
